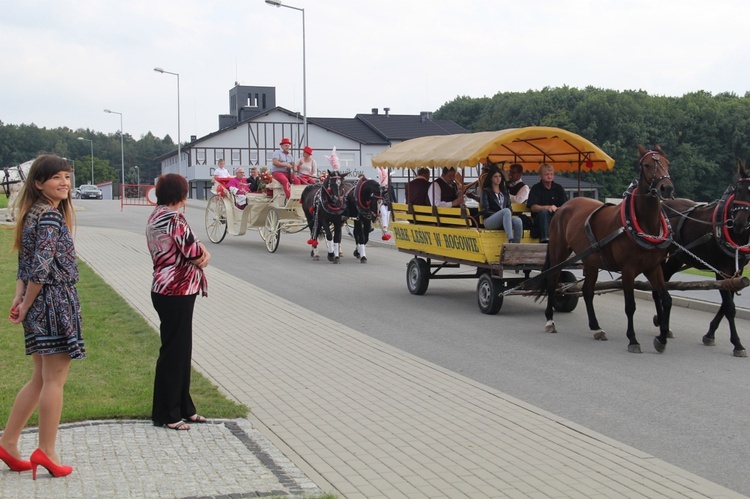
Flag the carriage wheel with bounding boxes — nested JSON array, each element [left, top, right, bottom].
[[264, 209, 281, 253], [204, 195, 227, 244], [406, 258, 430, 295], [477, 273, 504, 315], [552, 270, 579, 313]]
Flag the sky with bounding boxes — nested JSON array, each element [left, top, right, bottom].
[[2, 0, 750, 142]]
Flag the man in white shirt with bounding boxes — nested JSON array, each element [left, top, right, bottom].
[[428, 167, 464, 207], [507, 163, 530, 204]]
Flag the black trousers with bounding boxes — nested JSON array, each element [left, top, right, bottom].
[[151, 292, 197, 425]]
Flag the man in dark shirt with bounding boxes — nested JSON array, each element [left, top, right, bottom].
[[526, 163, 567, 243], [406, 167, 431, 205]]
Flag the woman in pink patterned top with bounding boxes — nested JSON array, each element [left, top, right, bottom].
[[146, 174, 210, 431]]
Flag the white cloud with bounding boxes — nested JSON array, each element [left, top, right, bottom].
[[1, 0, 749, 143]]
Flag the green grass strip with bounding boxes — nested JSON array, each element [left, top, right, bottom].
[[0, 226, 248, 426]]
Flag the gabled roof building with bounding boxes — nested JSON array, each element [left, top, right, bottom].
[[157, 84, 467, 199]]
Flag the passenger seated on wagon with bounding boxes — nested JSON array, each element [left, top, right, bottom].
[[227, 167, 251, 209], [214, 159, 230, 180], [248, 167, 260, 192], [463, 163, 491, 202], [480, 163, 522, 243], [507, 163, 529, 204], [406, 167, 431, 205], [526, 163, 567, 243], [428, 167, 464, 208], [295, 146, 318, 184]]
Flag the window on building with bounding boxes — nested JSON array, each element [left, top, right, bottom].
[[231, 150, 241, 164], [250, 150, 259, 165], [196, 149, 206, 165], [215, 150, 224, 163], [339, 152, 356, 168]]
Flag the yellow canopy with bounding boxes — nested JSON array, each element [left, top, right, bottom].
[[371, 126, 615, 173]]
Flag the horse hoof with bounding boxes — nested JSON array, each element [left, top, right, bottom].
[[332, 257, 340, 264], [734, 349, 748, 358], [360, 257, 367, 263], [353, 249, 360, 258], [702, 335, 716, 346], [313, 255, 320, 261], [327, 252, 334, 262], [653, 337, 666, 353], [667, 330, 674, 339], [628, 344, 643, 354], [593, 331, 608, 341], [544, 320, 556, 334]]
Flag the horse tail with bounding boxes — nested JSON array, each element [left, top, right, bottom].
[[532, 247, 551, 302]]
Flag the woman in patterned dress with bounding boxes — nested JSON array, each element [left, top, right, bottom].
[[0, 155, 83, 479], [146, 174, 210, 431]]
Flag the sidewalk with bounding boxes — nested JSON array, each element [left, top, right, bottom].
[[3, 225, 746, 498]]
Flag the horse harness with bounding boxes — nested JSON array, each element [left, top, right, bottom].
[[351, 177, 382, 221], [308, 174, 348, 246], [713, 180, 750, 260]]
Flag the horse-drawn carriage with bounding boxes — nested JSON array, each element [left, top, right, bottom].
[[203, 177, 308, 253], [373, 127, 750, 355], [372, 127, 616, 314]]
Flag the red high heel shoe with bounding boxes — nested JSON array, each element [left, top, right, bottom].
[[30, 448, 73, 479], [0, 444, 32, 472]]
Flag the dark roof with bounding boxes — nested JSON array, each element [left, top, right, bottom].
[[156, 107, 467, 161], [356, 113, 467, 141], [308, 117, 388, 145]]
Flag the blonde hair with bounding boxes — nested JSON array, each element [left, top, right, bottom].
[[538, 163, 554, 176], [13, 155, 75, 251]]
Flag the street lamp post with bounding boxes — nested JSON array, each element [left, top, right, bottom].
[[77, 137, 94, 184], [265, 0, 307, 146], [134, 165, 140, 187], [104, 109, 125, 191], [153, 68, 182, 177]]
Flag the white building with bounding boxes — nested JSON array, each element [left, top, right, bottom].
[[156, 84, 467, 200]]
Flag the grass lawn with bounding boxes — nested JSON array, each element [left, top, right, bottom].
[[0, 226, 248, 426]]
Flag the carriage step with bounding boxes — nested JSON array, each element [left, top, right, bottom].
[[500, 243, 548, 267]]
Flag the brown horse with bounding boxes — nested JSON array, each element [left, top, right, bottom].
[[653, 159, 750, 357], [533, 145, 675, 353]]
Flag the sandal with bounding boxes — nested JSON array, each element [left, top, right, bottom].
[[186, 414, 207, 424], [165, 421, 190, 431]]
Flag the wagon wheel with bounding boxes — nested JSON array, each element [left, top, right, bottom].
[[264, 209, 281, 253], [477, 273, 504, 315], [406, 258, 430, 295], [204, 195, 227, 243], [552, 270, 579, 313]]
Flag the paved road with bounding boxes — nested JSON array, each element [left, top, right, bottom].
[[64, 200, 750, 497]]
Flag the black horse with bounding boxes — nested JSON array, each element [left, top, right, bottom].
[[653, 159, 750, 357], [346, 177, 382, 263], [301, 171, 349, 263]]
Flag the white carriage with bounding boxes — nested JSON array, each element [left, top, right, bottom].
[[204, 178, 309, 252]]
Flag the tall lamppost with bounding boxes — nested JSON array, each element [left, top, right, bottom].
[[104, 109, 125, 190], [134, 165, 140, 186], [153, 67, 182, 176], [77, 137, 94, 184], [265, 0, 307, 146]]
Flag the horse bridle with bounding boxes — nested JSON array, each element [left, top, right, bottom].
[[353, 178, 382, 220], [725, 179, 750, 231], [638, 150, 672, 197], [322, 174, 346, 207]]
